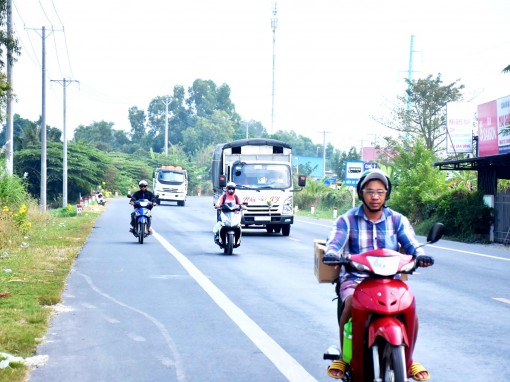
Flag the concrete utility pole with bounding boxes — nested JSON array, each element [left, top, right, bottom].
[[406, 35, 415, 143], [51, 78, 79, 207], [41, 26, 48, 211], [5, 0, 13, 175], [27, 26, 60, 210], [161, 96, 171, 157], [270, 1, 278, 133], [320, 130, 331, 178]]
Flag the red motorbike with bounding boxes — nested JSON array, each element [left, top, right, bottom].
[[323, 223, 444, 382]]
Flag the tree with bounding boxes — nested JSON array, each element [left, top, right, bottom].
[[181, 110, 235, 154], [0, 0, 20, 122], [388, 140, 448, 223], [503, 65, 510, 73], [128, 106, 146, 143], [376, 74, 464, 153], [73, 121, 115, 151]]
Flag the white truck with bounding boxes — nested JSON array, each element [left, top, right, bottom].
[[152, 165, 188, 206], [212, 138, 306, 236]]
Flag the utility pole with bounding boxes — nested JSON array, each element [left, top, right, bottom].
[[5, 0, 13, 175], [406, 35, 415, 143], [161, 96, 171, 157], [26, 26, 61, 210], [320, 130, 331, 178], [270, 1, 278, 133], [51, 78, 79, 207]]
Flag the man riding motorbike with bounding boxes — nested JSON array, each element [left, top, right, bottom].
[[324, 169, 433, 381], [129, 180, 157, 233]]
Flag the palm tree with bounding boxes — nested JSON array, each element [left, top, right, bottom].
[[503, 65, 510, 73]]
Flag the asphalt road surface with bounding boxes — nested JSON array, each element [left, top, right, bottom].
[[28, 196, 510, 382]]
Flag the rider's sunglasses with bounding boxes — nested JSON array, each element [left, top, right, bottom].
[[140, 185, 147, 188], [227, 187, 235, 190]]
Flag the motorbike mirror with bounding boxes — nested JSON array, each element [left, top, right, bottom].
[[426, 222, 445, 244], [127, 194, 132, 198]]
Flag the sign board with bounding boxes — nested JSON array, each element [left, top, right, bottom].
[[446, 102, 473, 154], [344, 161, 364, 186], [323, 177, 337, 186]]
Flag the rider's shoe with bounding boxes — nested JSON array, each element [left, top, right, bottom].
[[129, 227, 134, 233]]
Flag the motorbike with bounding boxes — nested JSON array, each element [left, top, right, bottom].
[[97, 192, 106, 206], [128, 197, 154, 244], [214, 202, 243, 255], [323, 222, 445, 382]]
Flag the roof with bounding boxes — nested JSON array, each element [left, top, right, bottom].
[[220, 138, 292, 150], [434, 152, 510, 172]]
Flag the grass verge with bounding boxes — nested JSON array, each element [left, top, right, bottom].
[[0, 205, 101, 382]]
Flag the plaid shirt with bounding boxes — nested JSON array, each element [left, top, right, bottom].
[[325, 205, 424, 283]]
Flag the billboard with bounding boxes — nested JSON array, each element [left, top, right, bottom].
[[477, 95, 510, 156], [446, 102, 474, 154]]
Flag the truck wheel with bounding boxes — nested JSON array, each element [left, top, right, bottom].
[[266, 226, 274, 234], [282, 224, 290, 236]]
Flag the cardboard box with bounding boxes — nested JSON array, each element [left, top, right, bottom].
[[314, 239, 340, 283]]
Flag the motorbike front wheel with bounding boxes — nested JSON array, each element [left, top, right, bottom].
[[138, 222, 146, 244], [224, 232, 234, 255], [374, 343, 407, 382]]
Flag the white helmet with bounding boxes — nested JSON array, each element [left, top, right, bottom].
[[139, 180, 149, 187], [226, 182, 236, 189]]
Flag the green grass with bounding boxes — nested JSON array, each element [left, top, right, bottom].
[[0, 205, 101, 382]]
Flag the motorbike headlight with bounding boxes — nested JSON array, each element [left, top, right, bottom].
[[283, 196, 293, 215]]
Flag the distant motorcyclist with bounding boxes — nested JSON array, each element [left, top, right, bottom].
[[129, 180, 157, 233]]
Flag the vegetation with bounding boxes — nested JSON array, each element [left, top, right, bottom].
[[0, 158, 100, 380]]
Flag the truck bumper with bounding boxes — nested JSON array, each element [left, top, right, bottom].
[[242, 215, 293, 226], [157, 192, 186, 202]]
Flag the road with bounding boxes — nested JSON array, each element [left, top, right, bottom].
[[28, 196, 510, 382]]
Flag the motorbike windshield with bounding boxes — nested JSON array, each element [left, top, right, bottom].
[[232, 163, 291, 189]]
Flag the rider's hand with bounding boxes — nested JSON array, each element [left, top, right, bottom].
[[322, 253, 345, 266], [416, 255, 434, 267]]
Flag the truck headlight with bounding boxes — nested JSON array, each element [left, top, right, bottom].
[[283, 196, 293, 215]]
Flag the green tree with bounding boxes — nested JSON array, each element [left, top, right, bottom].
[[376, 73, 464, 153], [388, 140, 448, 223], [503, 65, 510, 73], [128, 106, 146, 143], [182, 110, 235, 153], [73, 121, 116, 151], [0, 0, 20, 122]]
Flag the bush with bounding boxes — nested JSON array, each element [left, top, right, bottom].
[[424, 190, 493, 241]]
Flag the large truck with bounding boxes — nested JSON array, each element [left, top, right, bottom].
[[152, 165, 188, 206], [212, 138, 306, 236]]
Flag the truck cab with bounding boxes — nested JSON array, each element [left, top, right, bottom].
[[153, 166, 188, 206]]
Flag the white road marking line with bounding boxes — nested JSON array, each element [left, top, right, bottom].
[[153, 231, 318, 382], [493, 297, 510, 305], [430, 245, 510, 261]]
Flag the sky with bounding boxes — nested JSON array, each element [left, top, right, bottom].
[[8, 0, 510, 153]]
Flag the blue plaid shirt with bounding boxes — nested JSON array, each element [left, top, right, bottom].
[[325, 205, 424, 283]]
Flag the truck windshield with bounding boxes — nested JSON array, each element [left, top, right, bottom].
[[158, 171, 185, 184], [232, 164, 291, 189]]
